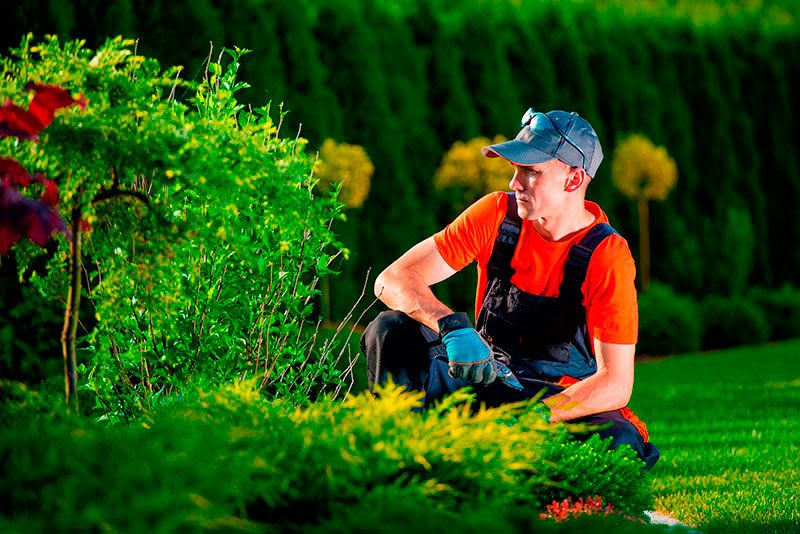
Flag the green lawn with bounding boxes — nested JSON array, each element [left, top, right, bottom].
[[630, 339, 800, 532]]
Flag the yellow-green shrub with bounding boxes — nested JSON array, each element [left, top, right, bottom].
[[1, 380, 653, 531]]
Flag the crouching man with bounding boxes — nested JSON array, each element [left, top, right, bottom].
[[361, 108, 659, 469]]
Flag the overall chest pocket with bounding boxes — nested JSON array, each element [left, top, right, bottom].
[[478, 279, 584, 363]]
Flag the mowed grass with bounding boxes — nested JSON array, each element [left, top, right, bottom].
[[630, 339, 800, 532]]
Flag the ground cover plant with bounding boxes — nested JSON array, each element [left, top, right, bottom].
[[630, 339, 800, 532], [1, 380, 663, 532]]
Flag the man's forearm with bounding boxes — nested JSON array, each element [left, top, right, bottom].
[[543, 369, 629, 422], [374, 267, 453, 332]]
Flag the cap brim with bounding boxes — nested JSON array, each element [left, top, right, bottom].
[[481, 140, 555, 166]]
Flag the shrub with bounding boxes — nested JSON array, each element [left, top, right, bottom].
[[1, 36, 346, 419], [637, 283, 701, 356], [0, 381, 652, 531], [747, 285, 800, 341], [700, 295, 770, 350]]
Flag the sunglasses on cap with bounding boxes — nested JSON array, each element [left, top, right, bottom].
[[521, 108, 587, 170]]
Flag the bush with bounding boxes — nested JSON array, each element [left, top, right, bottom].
[[747, 285, 800, 341], [1, 36, 346, 419], [700, 295, 770, 350], [0, 381, 653, 531], [637, 283, 701, 356]]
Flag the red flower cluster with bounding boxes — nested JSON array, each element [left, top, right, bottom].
[[0, 83, 85, 254], [540, 495, 614, 522]]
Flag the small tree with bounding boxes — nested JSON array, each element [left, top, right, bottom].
[[313, 138, 373, 322], [434, 135, 510, 210], [314, 138, 374, 209], [611, 134, 677, 290], [2, 36, 345, 419]]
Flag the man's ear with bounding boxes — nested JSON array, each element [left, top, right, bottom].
[[564, 167, 587, 192]]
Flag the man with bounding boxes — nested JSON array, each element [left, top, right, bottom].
[[361, 108, 659, 469]]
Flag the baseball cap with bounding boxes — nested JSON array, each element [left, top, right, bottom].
[[482, 109, 603, 178]]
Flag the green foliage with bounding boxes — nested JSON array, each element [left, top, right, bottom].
[[747, 285, 800, 341], [1, 381, 654, 530], [1, 36, 345, 418], [4, 0, 800, 329], [699, 295, 770, 350], [704, 206, 756, 296], [637, 283, 701, 356]]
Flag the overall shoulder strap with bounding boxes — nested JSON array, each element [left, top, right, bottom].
[[486, 192, 522, 282], [559, 223, 618, 302]]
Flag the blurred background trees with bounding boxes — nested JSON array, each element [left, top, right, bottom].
[[3, 0, 800, 363]]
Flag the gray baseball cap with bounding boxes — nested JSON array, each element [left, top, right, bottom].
[[481, 109, 604, 178]]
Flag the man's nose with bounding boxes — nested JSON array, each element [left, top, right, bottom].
[[509, 171, 523, 191]]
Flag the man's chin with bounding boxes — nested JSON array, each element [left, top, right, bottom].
[[516, 205, 534, 220]]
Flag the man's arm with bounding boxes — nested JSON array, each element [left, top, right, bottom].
[[373, 236, 458, 332], [543, 339, 635, 422]]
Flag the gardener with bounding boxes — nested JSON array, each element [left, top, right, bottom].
[[361, 108, 659, 469]]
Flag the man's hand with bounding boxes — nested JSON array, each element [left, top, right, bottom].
[[438, 312, 497, 385]]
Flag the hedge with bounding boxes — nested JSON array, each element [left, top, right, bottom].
[[4, 0, 800, 320]]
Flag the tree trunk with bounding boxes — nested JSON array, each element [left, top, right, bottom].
[[638, 198, 650, 291], [61, 205, 82, 412]]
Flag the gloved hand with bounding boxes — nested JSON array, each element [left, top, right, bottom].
[[438, 312, 497, 385]]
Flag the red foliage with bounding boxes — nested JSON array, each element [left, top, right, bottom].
[[0, 157, 32, 187], [540, 496, 614, 522], [0, 82, 86, 140], [0, 82, 85, 254], [37, 175, 60, 207], [0, 176, 68, 254]]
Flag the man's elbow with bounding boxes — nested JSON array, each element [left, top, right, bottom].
[[374, 269, 391, 300], [611, 381, 633, 410]]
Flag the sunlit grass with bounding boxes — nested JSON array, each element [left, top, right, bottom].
[[631, 340, 800, 532]]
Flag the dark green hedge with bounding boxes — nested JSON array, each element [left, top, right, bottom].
[[5, 0, 800, 320]]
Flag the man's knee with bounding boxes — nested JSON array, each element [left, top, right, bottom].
[[598, 420, 660, 470], [363, 311, 419, 358], [362, 311, 430, 386]]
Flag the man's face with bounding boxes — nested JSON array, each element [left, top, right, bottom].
[[508, 159, 572, 221]]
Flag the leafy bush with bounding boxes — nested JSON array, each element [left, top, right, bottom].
[[0, 381, 653, 531], [1, 36, 346, 419], [747, 285, 800, 341], [637, 283, 701, 356], [699, 295, 770, 350]]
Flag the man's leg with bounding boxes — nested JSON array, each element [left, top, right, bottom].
[[361, 310, 470, 406], [574, 410, 661, 470]]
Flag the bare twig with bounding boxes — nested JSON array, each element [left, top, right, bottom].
[[168, 66, 183, 102]]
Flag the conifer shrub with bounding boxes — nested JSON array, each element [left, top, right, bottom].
[[637, 283, 701, 356], [746, 285, 800, 341], [0, 381, 653, 531], [699, 295, 770, 350]]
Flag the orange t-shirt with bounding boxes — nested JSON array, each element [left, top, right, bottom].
[[433, 192, 638, 345]]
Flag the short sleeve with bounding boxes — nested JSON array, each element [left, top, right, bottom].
[[433, 192, 506, 271], [583, 235, 639, 345]]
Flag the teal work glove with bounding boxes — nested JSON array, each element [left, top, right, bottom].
[[438, 312, 497, 385]]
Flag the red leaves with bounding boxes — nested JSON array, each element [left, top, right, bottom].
[[0, 157, 31, 187], [539, 495, 645, 524], [0, 83, 84, 254], [0, 175, 68, 254], [0, 83, 86, 140], [540, 495, 614, 522]]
